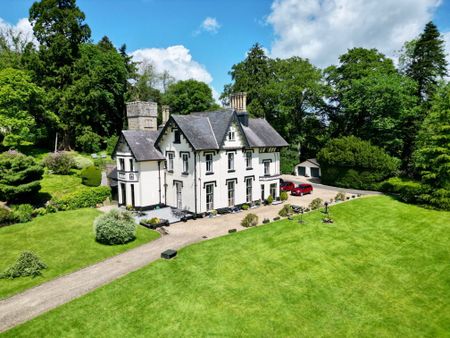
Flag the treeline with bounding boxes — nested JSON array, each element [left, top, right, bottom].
[[0, 0, 217, 153], [223, 22, 449, 209]]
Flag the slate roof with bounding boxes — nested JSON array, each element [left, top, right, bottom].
[[121, 130, 165, 161], [167, 109, 288, 150]]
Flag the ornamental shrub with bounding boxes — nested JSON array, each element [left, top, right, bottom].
[[309, 198, 323, 210], [0, 151, 43, 203], [80, 166, 102, 187], [0, 207, 15, 227], [317, 136, 400, 189], [94, 209, 136, 245], [335, 192, 346, 202], [266, 195, 274, 205], [12, 204, 33, 223], [241, 204, 249, 210], [0, 251, 47, 279], [43, 152, 75, 175], [241, 213, 258, 227], [278, 204, 293, 217], [280, 191, 288, 201], [75, 126, 102, 154], [50, 186, 111, 211]]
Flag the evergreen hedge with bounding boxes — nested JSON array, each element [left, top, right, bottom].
[[50, 186, 110, 211], [80, 166, 101, 187]]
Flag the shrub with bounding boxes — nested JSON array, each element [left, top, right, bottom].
[[94, 209, 136, 245], [309, 198, 323, 210], [209, 209, 218, 216], [32, 207, 47, 217], [241, 213, 258, 227], [335, 192, 346, 202], [317, 136, 400, 189], [278, 204, 293, 217], [51, 186, 111, 211], [43, 152, 75, 175], [12, 204, 33, 223], [75, 126, 102, 154], [280, 191, 288, 201], [74, 155, 94, 169], [106, 135, 119, 156], [0, 251, 47, 279], [241, 204, 249, 210], [266, 195, 274, 205], [0, 207, 15, 227], [379, 177, 424, 204], [80, 166, 102, 187], [0, 151, 43, 203]]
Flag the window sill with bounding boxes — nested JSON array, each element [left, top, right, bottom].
[[167, 170, 174, 173], [246, 167, 253, 170], [228, 169, 235, 173], [206, 172, 214, 175], [181, 172, 189, 176]]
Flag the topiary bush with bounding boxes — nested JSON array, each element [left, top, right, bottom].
[[94, 209, 136, 245], [309, 198, 323, 210], [241, 213, 258, 227], [280, 191, 288, 201], [50, 186, 111, 211], [80, 166, 102, 187], [12, 204, 33, 223], [278, 204, 293, 217], [0, 151, 43, 203], [43, 152, 75, 175], [241, 204, 249, 210], [0, 251, 47, 279], [335, 192, 346, 202], [266, 195, 274, 205], [317, 136, 400, 189]]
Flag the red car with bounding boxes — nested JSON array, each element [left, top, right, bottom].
[[291, 183, 313, 196], [280, 181, 295, 192]]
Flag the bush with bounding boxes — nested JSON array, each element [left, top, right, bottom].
[[335, 192, 346, 202], [0, 151, 43, 203], [43, 152, 75, 175], [74, 155, 94, 169], [379, 177, 424, 204], [317, 136, 400, 189], [266, 195, 274, 205], [12, 204, 33, 223], [241, 204, 249, 210], [309, 198, 323, 210], [278, 204, 293, 217], [51, 186, 111, 211], [75, 126, 102, 154], [0, 251, 47, 279], [280, 191, 288, 201], [32, 207, 47, 217], [94, 209, 136, 245], [241, 213, 258, 227], [0, 207, 15, 227], [80, 166, 102, 187]]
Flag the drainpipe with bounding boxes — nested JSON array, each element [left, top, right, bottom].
[[158, 161, 161, 205], [194, 151, 198, 215]]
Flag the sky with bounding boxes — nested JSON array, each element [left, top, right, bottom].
[[0, 0, 449, 99]]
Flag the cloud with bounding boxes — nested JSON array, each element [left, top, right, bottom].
[[267, 0, 446, 68], [194, 17, 221, 35], [0, 17, 36, 46]]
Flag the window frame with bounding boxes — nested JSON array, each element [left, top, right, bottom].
[[263, 161, 270, 176], [228, 153, 234, 171], [119, 158, 125, 171], [246, 151, 252, 169], [205, 153, 213, 173], [205, 183, 214, 211], [174, 129, 181, 144], [246, 178, 252, 203], [182, 153, 189, 174], [227, 180, 235, 207], [167, 152, 174, 172]]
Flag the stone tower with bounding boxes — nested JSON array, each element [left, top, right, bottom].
[[126, 101, 158, 131]]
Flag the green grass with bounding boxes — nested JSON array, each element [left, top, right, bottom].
[[39, 172, 89, 199], [0, 209, 159, 299], [3, 196, 450, 337]]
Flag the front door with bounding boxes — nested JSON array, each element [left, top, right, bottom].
[[175, 182, 182, 209]]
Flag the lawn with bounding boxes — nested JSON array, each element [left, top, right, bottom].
[[0, 209, 159, 299], [39, 172, 89, 200], [4, 196, 449, 337]]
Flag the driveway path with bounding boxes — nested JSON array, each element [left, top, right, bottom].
[[0, 183, 368, 333]]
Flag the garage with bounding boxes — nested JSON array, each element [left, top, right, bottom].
[[294, 158, 321, 178]]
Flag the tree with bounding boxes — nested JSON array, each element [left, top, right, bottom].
[[317, 136, 400, 189], [0, 68, 56, 147], [29, 0, 91, 148], [414, 83, 450, 209], [221, 43, 271, 116], [163, 79, 218, 115], [406, 22, 448, 101], [0, 151, 44, 203]]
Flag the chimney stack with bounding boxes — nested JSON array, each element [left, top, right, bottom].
[[230, 92, 247, 113], [161, 105, 170, 126], [126, 101, 158, 131]]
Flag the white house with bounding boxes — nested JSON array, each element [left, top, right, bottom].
[[294, 158, 321, 178], [112, 93, 288, 215]]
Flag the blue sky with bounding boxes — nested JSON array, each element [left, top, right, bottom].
[[1, 0, 449, 97]]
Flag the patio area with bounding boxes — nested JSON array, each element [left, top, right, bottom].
[[134, 207, 189, 224]]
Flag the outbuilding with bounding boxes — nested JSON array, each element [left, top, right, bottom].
[[294, 158, 321, 178]]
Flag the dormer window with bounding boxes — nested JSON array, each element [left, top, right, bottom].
[[228, 127, 235, 141], [174, 129, 181, 144]]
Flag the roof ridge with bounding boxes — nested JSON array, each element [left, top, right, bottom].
[[206, 116, 219, 149]]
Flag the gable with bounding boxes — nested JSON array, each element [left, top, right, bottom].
[[222, 121, 245, 148]]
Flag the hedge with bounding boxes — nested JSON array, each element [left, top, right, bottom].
[[50, 186, 111, 211], [80, 166, 102, 187]]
